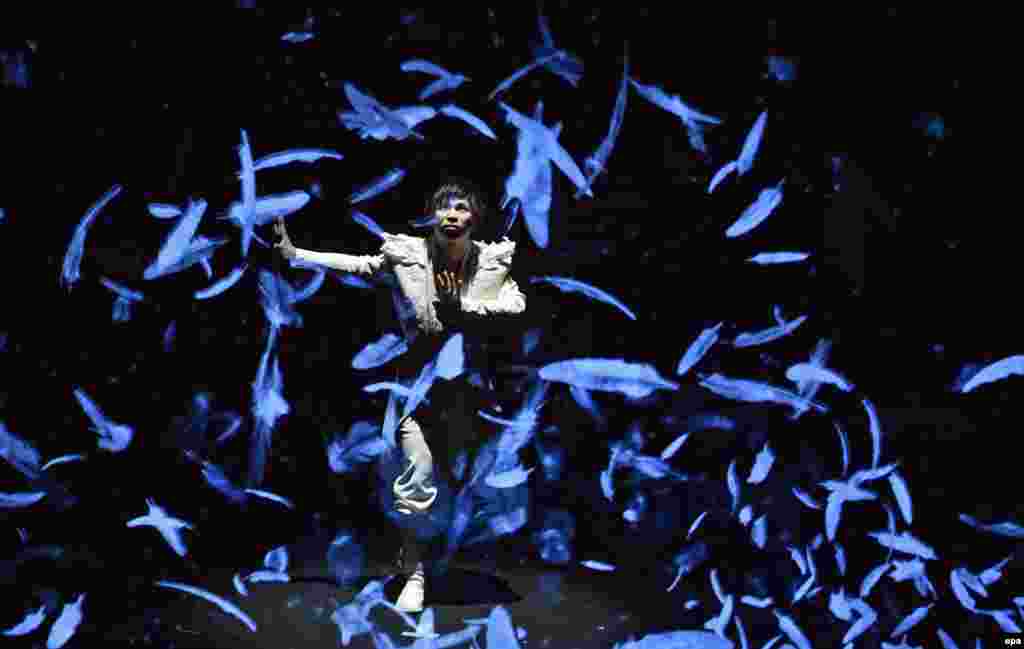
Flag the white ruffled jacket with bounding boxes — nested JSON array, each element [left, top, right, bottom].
[[293, 233, 526, 344]]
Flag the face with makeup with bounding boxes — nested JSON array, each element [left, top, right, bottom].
[[432, 196, 475, 242]]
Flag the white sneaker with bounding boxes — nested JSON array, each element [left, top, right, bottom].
[[395, 570, 425, 613]]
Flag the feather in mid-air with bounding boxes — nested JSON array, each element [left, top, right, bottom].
[[400, 59, 470, 100], [61, 185, 122, 291]]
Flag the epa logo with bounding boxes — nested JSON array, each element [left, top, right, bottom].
[[1006, 639, 1022, 647]]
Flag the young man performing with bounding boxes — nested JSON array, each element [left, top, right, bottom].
[[274, 179, 526, 612]]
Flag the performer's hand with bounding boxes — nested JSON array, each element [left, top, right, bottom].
[[273, 218, 297, 260], [435, 270, 462, 305]]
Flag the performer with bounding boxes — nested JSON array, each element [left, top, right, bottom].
[[274, 179, 526, 612]]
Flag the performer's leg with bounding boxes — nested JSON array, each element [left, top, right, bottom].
[[393, 414, 436, 612], [433, 378, 493, 575]]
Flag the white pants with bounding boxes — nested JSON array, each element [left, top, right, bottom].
[[391, 377, 487, 573]]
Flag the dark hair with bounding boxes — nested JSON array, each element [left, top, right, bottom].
[[426, 177, 490, 233]]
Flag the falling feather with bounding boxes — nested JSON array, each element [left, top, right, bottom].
[[733, 315, 807, 348], [950, 568, 977, 611], [363, 382, 414, 397], [958, 513, 1024, 538], [349, 168, 406, 205], [725, 180, 785, 238], [435, 333, 465, 380], [400, 59, 470, 100], [842, 599, 878, 645], [782, 365, 852, 395], [888, 558, 925, 582], [687, 511, 708, 539], [350, 210, 386, 239], [487, 52, 564, 101], [676, 322, 724, 376], [824, 483, 875, 540], [533, 8, 584, 87], [519, 145, 553, 248], [341, 84, 424, 141], [792, 487, 822, 510], [221, 190, 311, 228], [249, 331, 290, 486], [960, 355, 1024, 392], [353, 333, 409, 370], [577, 43, 629, 196], [581, 560, 615, 572], [125, 497, 193, 557], [848, 462, 898, 485], [245, 489, 294, 509], [773, 610, 812, 649], [868, 531, 937, 559], [747, 442, 774, 483], [751, 515, 767, 548], [888, 471, 913, 524], [530, 276, 636, 320], [1, 421, 42, 479], [789, 338, 833, 420], [40, 454, 84, 471], [829, 589, 853, 621], [155, 581, 256, 631], [936, 629, 960, 649], [704, 594, 734, 636], [299, 271, 337, 305], [629, 78, 721, 152], [736, 112, 768, 176], [727, 460, 740, 513], [485, 606, 520, 649], [1, 605, 47, 636], [145, 237, 229, 280], [401, 608, 440, 640], [890, 603, 932, 638], [499, 102, 591, 196], [979, 556, 1012, 586], [485, 464, 534, 488], [746, 252, 809, 265], [100, 275, 147, 321], [257, 271, 303, 331], [185, 452, 247, 504], [0, 491, 45, 508], [624, 631, 733, 649], [148, 202, 181, 219], [660, 433, 690, 460], [61, 185, 122, 290], [195, 265, 247, 300], [862, 399, 883, 468], [699, 373, 826, 412], [73, 387, 134, 452], [538, 359, 679, 398], [326, 421, 386, 471], [978, 608, 1021, 633], [251, 148, 342, 171], [439, 105, 496, 139], [237, 129, 257, 257], [708, 161, 738, 193], [381, 386, 401, 449], [833, 543, 847, 576], [45, 594, 85, 649]]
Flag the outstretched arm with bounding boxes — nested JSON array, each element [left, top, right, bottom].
[[274, 218, 388, 278]]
